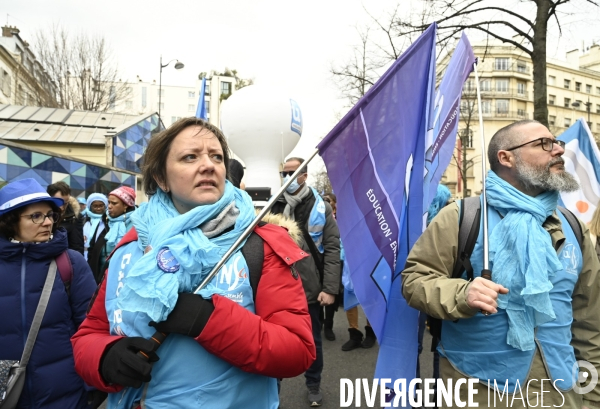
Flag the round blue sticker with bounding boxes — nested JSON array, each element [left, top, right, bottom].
[[157, 247, 180, 273]]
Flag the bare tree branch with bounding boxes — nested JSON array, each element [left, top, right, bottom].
[[33, 24, 130, 111]]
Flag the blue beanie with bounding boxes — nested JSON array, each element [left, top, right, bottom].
[[87, 193, 108, 208], [427, 185, 451, 225]]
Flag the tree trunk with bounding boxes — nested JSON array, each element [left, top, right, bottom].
[[531, 0, 550, 127]]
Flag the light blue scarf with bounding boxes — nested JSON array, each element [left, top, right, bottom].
[[85, 212, 104, 247], [104, 211, 134, 250], [486, 171, 562, 351], [118, 181, 255, 322]]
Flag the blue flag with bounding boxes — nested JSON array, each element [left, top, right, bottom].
[[558, 119, 600, 223], [196, 77, 208, 120], [317, 24, 437, 384]]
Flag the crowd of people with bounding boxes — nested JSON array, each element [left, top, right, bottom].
[[0, 117, 599, 408]]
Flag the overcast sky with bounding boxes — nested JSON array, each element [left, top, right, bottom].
[[4, 0, 600, 161]]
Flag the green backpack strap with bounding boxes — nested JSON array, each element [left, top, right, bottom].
[[557, 206, 583, 248]]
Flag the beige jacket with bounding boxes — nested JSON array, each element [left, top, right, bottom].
[[402, 201, 600, 406]]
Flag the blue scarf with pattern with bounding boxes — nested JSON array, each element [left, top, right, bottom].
[[118, 181, 255, 321]]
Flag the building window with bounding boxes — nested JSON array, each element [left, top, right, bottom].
[[1, 70, 10, 97], [564, 79, 571, 89], [459, 129, 474, 148], [205, 83, 210, 95], [549, 95, 555, 105], [575, 100, 583, 110], [159, 103, 164, 110], [171, 116, 177, 124], [597, 86, 600, 95], [206, 104, 210, 114], [549, 115, 556, 126], [494, 58, 509, 71], [496, 79, 509, 93], [463, 79, 474, 92], [188, 91, 195, 98], [548, 76, 556, 86], [586, 84, 592, 94], [517, 82, 526, 95], [480, 79, 491, 91], [157, 89, 165, 97], [17, 84, 24, 105], [481, 100, 491, 114], [460, 99, 470, 112], [188, 104, 195, 111], [564, 97, 571, 108], [596, 104, 600, 114], [496, 99, 509, 114], [221, 81, 232, 96], [575, 82, 581, 92], [109, 86, 116, 109], [565, 118, 571, 127], [142, 87, 147, 108], [516, 61, 527, 73], [125, 101, 133, 109], [517, 109, 526, 117]]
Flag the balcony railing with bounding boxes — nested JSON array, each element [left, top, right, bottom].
[[466, 110, 529, 120], [463, 88, 531, 100]]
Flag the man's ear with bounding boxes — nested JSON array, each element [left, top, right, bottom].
[[497, 150, 514, 169]]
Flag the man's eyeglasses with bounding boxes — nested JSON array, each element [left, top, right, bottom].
[[21, 211, 60, 224], [505, 137, 565, 152], [280, 171, 304, 178]]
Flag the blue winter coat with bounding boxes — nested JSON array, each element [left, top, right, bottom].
[[0, 228, 98, 408]]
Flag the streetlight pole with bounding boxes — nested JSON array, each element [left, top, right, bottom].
[[572, 97, 592, 126], [585, 96, 592, 124], [158, 55, 184, 123]]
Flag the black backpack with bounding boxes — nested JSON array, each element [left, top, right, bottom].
[[428, 197, 583, 349]]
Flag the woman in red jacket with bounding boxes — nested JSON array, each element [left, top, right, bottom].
[[71, 117, 315, 409]]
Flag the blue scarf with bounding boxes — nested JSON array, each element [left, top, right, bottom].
[[85, 212, 104, 247], [104, 211, 134, 250], [118, 181, 255, 321], [486, 171, 562, 351]]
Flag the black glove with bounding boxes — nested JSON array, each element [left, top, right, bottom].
[[149, 293, 214, 338], [100, 337, 159, 388]]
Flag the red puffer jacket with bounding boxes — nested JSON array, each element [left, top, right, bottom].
[[71, 222, 316, 392]]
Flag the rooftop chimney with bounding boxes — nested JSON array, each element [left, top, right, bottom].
[[2, 25, 20, 38]]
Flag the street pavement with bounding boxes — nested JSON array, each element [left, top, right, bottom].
[[279, 308, 434, 409]]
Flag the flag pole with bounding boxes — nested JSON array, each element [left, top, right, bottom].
[[193, 147, 320, 293], [472, 61, 493, 314]]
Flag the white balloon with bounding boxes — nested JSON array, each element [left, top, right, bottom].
[[220, 85, 302, 199]]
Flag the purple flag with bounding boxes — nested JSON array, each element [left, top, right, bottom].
[[423, 33, 475, 214], [317, 24, 438, 383]]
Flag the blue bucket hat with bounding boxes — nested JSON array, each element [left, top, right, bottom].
[[77, 197, 87, 205], [0, 178, 64, 216]]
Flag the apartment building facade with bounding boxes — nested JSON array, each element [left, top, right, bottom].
[[0, 26, 56, 108], [107, 73, 237, 127], [443, 41, 600, 198]]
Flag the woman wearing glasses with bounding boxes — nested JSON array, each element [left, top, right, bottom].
[[0, 178, 99, 408]]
